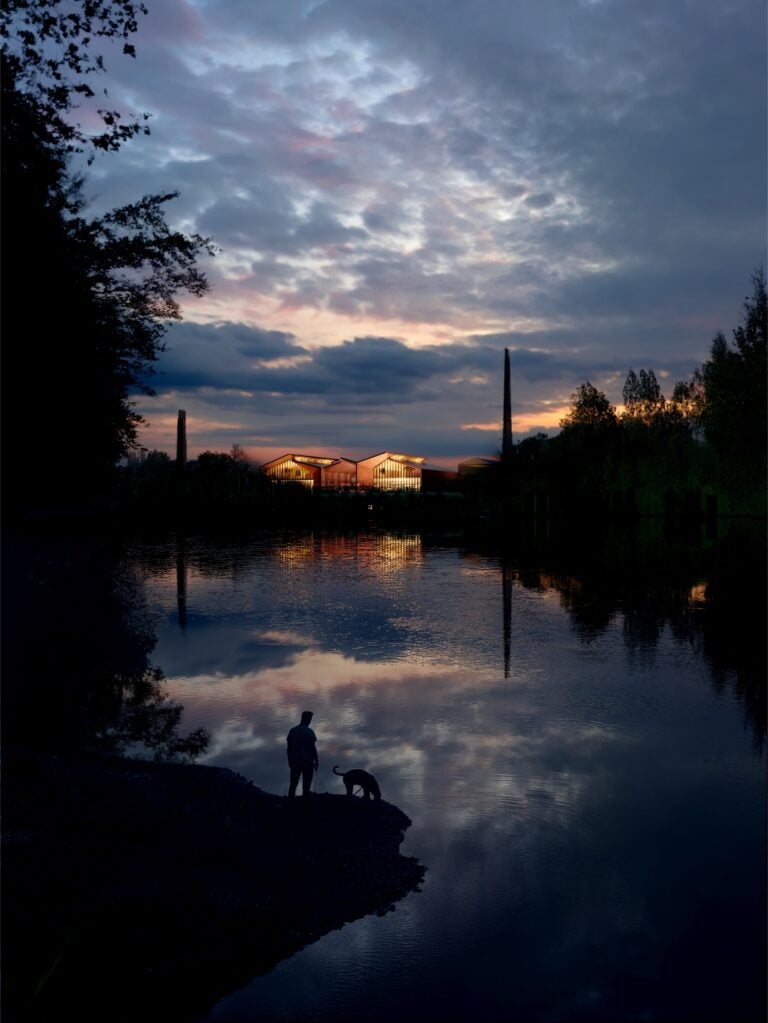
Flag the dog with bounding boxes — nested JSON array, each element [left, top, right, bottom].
[[333, 765, 381, 801]]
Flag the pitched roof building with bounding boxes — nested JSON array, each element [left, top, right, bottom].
[[260, 454, 356, 489], [355, 452, 425, 490]]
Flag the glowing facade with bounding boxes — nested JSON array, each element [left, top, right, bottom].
[[260, 454, 357, 489], [355, 452, 425, 491], [261, 451, 444, 490]]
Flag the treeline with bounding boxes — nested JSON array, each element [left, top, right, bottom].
[[486, 270, 766, 523], [116, 448, 466, 527], [118, 271, 765, 529]]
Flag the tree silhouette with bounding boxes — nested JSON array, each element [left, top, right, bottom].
[[559, 381, 617, 430], [699, 268, 767, 469], [1, 0, 151, 154], [1, 3, 214, 514], [622, 368, 665, 424]]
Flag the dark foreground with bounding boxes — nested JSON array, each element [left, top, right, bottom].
[[2, 748, 426, 1023]]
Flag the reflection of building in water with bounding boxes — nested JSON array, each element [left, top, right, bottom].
[[260, 451, 456, 491], [350, 533, 422, 572], [269, 533, 423, 578]]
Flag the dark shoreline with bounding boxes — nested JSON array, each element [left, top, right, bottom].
[[2, 747, 426, 1023]]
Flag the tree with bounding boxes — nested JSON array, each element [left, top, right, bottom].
[[559, 382, 617, 430], [1, 2, 215, 512], [1, 0, 151, 154], [698, 268, 767, 467], [621, 368, 665, 424], [230, 444, 250, 463]]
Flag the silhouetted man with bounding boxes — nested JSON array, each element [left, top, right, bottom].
[[287, 710, 319, 798]]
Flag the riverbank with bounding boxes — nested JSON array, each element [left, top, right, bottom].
[[2, 747, 426, 1023]]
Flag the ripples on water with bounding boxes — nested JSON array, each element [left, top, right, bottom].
[[127, 531, 765, 1023]]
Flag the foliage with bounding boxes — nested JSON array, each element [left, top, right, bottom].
[[698, 268, 767, 468], [2, 534, 209, 760], [621, 368, 665, 424], [559, 381, 617, 430], [1, 3, 215, 513], [1, 0, 150, 154], [102, 665, 211, 762], [488, 273, 765, 520]]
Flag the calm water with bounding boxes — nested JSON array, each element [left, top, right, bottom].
[[126, 531, 765, 1023]]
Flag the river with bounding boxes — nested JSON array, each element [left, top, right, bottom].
[[124, 527, 765, 1023]]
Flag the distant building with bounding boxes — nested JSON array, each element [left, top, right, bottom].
[[458, 456, 500, 476], [322, 458, 357, 488], [260, 450, 455, 491], [355, 452, 425, 490], [260, 454, 356, 489]]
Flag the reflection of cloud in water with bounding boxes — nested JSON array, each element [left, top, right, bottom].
[[258, 629, 317, 645], [132, 537, 764, 1023], [203, 720, 269, 759], [168, 645, 624, 841]]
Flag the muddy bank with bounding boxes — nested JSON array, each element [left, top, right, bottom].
[[2, 747, 426, 1023]]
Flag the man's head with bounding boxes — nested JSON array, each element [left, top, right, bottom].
[[300, 711, 313, 725]]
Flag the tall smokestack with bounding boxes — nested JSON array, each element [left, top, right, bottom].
[[502, 348, 512, 462], [176, 409, 187, 470]]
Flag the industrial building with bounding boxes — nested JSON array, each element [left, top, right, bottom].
[[260, 451, 456, 491], [260, 454, 357, 489]]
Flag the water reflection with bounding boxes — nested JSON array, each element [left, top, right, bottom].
[[149, 527, 765, 748], [2, 531, 207, 760], [177, 537, 188, 631], [124, 527, 766, 1022], [502, 560, 512, 679]]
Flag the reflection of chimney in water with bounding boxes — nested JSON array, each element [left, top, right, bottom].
[[176, 409, 187, 471], [176, 539, 187, 631], [502, 560, 512, 679]]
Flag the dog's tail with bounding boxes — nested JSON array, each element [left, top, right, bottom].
[[333, 765, 344, 776]]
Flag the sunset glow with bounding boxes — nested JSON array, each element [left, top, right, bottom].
[[73, 0, 763, 468]]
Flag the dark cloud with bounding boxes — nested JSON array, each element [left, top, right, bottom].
[[78, 0, 763, 463], [152, 322, 306, 391], [524, 192, 556, 209]]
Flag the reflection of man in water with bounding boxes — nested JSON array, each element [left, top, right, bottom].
[[287, 710, 319, 798]]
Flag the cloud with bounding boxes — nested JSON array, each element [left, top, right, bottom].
[[75, 0, 763, 463]]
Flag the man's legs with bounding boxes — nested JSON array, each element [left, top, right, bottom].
[[288, 764, 302, 797], [301, 763, 313, 798]]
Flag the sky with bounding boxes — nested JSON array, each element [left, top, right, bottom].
[[78, 0, 766, 468]]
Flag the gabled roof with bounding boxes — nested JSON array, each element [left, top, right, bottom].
[[293, 454, 337, 467], [357, 451, 426, 466], [261, 453, 338, 470]]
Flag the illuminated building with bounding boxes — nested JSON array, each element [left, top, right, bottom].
[[355, 452, 425, 491], [260, 451, 455, 491], [357, 452, 457, 490], [260, 454, 356, 489]]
